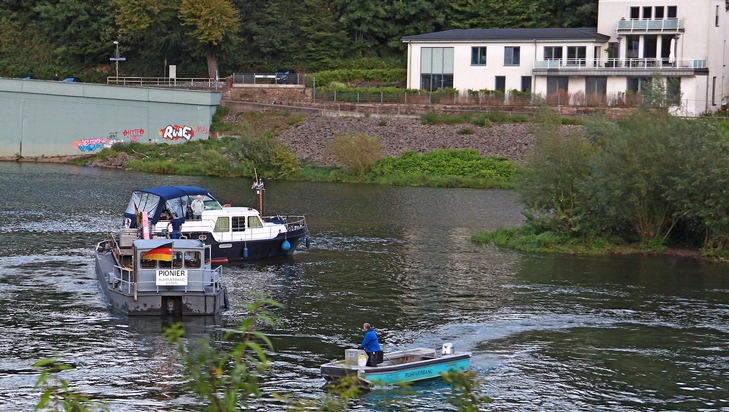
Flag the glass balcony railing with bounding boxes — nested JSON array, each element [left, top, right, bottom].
[[533, 57, 706, 70], [616, 18, 684, 32]]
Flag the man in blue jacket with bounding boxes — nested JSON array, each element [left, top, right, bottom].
[[358, 323, 383, 367]]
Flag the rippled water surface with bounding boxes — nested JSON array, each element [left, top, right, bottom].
[[1, 162, 728, 411]]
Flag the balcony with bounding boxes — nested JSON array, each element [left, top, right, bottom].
[[616, 18, 684, 34], [533, 57, 707, 76]]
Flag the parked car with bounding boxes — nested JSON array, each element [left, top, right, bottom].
[[62, 77, 81, 82], [274, 70, 297, 84]]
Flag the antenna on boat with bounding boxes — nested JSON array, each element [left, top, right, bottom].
[[251, 168, 265, 215]]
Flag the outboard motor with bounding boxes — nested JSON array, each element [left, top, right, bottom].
[[442, 342, 453, 355]]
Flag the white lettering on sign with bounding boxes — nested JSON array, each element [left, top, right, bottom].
[[156, 269, 188, 286]]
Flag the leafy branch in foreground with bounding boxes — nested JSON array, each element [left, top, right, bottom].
[[163, 298, 283, 411], [442, 369, 492, 411], [33, 358, 103, 411]]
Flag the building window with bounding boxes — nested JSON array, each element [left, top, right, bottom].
[[643, 6, 652, 19], [420, 47, 454, 91], [655, 6, 664, 18], [712, 76, 717, 106], [716, 5, 720, 27], [667, 6, 677, 18], [495, 76, 506, 94], [626, 35, 640, 59], [643, 36, 657, 62], [566, 46, 586, 66], [627, 77, 649, 92], [547, 77, 569, 105], [586, 76, 607, 105], [504, 47, 520, 66], [544, 46, 563, 60], [521, 76, 532, 93], [547, 77, 569, 93], [667, 77, 681, 106], [471, 47, 487, 65], [630, 7, 640, 19]]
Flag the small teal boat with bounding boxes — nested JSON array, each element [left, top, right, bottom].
[[320, 344, 472, 387]]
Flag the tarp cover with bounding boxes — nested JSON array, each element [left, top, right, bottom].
[[123, 186, 220, 227]]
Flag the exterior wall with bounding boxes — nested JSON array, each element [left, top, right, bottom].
[[0, 79, 221, 157], [405, 0, 729, 116], [597, 0, 728, 114], [408, 40, 602, 93]]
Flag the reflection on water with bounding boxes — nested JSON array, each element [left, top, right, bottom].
[[0, 162, 728, 411]]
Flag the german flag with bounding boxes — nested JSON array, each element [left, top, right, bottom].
[[142, 242, 174, 261]]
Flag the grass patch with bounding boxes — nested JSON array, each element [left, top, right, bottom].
[[472, 227, 650, 255]]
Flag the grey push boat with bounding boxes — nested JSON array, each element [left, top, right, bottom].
[[95, 233, 228, 316]]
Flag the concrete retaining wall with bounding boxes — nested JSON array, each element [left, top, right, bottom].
[[0, 79, 221, 157]]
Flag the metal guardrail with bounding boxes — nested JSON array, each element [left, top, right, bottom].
[[231, 72, 303, 85], [107, 77, 225, 89]]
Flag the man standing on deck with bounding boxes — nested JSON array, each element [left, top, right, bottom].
[[358, 323, 383, 367], [170, 213, 182, 239], [191, 195, 204, 220]]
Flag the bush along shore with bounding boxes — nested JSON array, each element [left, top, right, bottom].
[[471, 106, 729, 261]]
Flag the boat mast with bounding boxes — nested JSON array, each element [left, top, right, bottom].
[[252, 168, 265, 215]]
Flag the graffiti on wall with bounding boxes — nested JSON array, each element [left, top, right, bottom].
[[160, 124, 195, 141], [123, 128, 145, 143], [73, 138, 110, 152]]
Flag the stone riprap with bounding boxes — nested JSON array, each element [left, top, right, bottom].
[[276, 115, 537, 166]]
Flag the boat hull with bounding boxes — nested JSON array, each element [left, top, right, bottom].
[[188, 227, 307, 262], [321, 350, 472, 386], [362, 355, 471, 385], [94, 240, 228, 316]]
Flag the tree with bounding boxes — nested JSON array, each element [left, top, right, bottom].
[[112, 0, 189, 76], [179, 0, 240, 78], [241, 0, 305, 70], [448, 0, 546, 29], [517, 107, 595, 233], [113, 0, 239, 78], [298, 0, 349, 70]]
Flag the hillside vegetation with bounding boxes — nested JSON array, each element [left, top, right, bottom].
[[0, 0, 596, 81]]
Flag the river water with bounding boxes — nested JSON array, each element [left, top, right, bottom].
[[0, 162, 727, 411]]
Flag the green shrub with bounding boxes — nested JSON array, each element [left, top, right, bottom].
[[370, 149, 516, 183], [325, 132, 385, 177], [310, 69, 406, 87]]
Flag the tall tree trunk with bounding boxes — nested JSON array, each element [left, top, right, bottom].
[[206, 51, 218, 79]]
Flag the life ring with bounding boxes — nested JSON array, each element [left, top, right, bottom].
[[123, 217, 132, 228]]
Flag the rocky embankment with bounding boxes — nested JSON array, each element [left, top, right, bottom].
[[276, 115, 537, 166]]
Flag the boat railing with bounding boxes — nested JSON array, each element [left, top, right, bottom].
[[110, 264, 135, 294], [110, 265, 224, 294], [263, 215, 307, 232]]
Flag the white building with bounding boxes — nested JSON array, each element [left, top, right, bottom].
[[402, 0, 729, 116]]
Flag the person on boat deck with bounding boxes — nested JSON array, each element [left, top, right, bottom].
[[190, 195, 204, 220], [358, 323, 383, 367], [170, 213, 182, 239]]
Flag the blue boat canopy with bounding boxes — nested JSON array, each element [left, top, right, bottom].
[[123, 185, 222, 227]]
